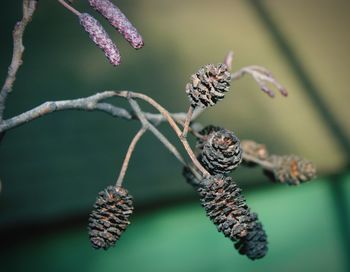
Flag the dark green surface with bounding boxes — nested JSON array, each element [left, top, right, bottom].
[[2, 175, 349, 272]]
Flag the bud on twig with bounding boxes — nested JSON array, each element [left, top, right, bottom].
[[88, 0, 144, 49], [79, 13, 121, 66]]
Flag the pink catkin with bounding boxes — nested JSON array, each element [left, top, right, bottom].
[[79, 13, 121, 66], [88, 0, 144, 49]]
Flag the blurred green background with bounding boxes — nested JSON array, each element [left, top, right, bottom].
[[1, 0, 350, 271]]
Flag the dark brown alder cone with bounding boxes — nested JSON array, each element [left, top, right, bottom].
[[79, 13, 121, 66], [88, 0, 144, 49], [88, 185, 133, 249], [266, 155, 317, 185], [198, 175, 268, 259], [198, 128, 242, 175], [186, 64, 231, 108]]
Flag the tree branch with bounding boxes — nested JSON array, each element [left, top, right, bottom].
[[128, 98, 186, 166], [115, 126, 147, 188], [0, 0, 38, 121], [118, 91, 210, 177], [231, 65, 288, 97], [181, 105, 194, 138], [0, 91, 201, 133]]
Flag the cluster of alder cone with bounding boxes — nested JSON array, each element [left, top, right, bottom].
[[88, 62, 317, 260], [0, 0, 317, 259]]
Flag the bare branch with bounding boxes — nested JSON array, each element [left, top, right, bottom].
[[115, 126, 147, 188], [117, 91, 210, 177], [0, 0, 38, 121], [242, 153, 274, 171], [0, 91, 129, 132], [224, 51, 234, 71], [58, 0, 81, 16], [231, 65, 288, 97], [181, 105, 194, 138], [128, 98, 186, 166], [0, 91, 203, 133]]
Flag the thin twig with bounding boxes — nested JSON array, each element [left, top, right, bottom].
[[173, 117, 203, 138], [224, 51, 234, 71], [116, 91, 210, 177], [58, 0, 81, 16], [128, 98, 186, 165], [0, 89, 210, 176], [0, 0, 38, 121], [242, 153, 274, 171], [115, 127, 147, 188], [182, 105, 194, 138], [231, 66, 288, 97]]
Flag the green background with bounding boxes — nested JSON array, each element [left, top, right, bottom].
[[0, 1, 349, 272]]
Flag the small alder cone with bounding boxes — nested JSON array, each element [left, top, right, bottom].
[[198, 175, 268, 259], [186, 64, 231, 108], [199, 128, 242, 175], [267, 155, 317, 185], [88, 0, 144, 49], [88, 186, 133, 249], [79, 13, 121, 66]]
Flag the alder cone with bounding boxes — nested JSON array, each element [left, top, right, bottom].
[[198, 175, 268, 259], [88, 186, 133, 249], [199, 128, 242, 175], [267, 155, 317, 185], [186, 64, 231, 108]]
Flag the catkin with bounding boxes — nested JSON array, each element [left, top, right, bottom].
[[79, 13, 121, 66]]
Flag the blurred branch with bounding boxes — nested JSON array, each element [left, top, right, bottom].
[[0, 0, 38, 122], [231, 65, 288, 97]]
